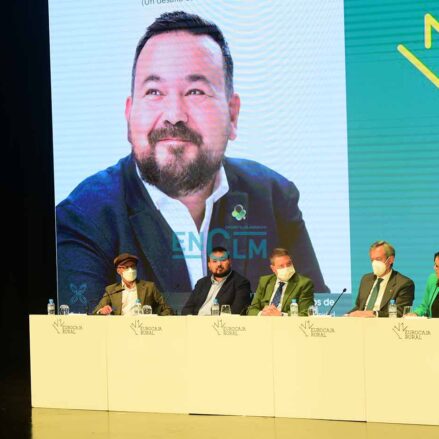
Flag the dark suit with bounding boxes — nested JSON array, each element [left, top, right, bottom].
[[349, 270, 414, 317], [181, 270, 252, 315], [56, 154, 328, 313], [247, 272, 314, 316], [93, 279, 173, 315]]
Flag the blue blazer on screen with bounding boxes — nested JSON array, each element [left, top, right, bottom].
[[56, 154, 328, 311]]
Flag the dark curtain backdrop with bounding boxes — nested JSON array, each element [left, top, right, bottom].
[[1, 1, 55, 378]]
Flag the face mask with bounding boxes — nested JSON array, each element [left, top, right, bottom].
[[276, 266, 295, 282], [122, 268, 137, 282], [372, 259, 388, 277]]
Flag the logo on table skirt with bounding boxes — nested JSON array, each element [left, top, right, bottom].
[[130, 320, 163, 336], [52, 318, 83, 335], [212, 319, 246, 336], [392, 323, 431, 340], [299, 320, 335, 338]]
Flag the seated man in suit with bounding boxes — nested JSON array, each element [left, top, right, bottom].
[[348, 240, 414, 318], [181, 247, 252, 315], [247, 248, 314, 316], [93, 253, 173, 316]]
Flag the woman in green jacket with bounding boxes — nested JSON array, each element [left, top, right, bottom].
[[413, 252, 439, 317]]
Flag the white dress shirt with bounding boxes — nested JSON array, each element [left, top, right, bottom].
[[121, 281, 138, 316], [364, 270, 393, 311], [138, 165, 229, 289], [198, 272, 232, 316]]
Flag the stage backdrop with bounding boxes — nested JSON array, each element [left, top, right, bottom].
[[49, 0, 439, 314]]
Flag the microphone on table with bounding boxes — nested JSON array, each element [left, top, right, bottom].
[[327, 288, 347, 316], [94, 287, 125, 315]]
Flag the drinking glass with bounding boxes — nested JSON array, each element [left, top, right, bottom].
[[220, 305, 232, 315], [142, 305, 152, 315], [59, 304, 70, 315], [307, 305, 318, 316]]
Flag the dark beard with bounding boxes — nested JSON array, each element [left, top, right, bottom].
[[135, 122, 223, 197], [213, 268, 231, 278]]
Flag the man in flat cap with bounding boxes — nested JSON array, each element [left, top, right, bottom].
[[93, 253, 173, 315]]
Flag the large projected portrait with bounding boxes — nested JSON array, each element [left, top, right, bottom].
[[52, 2, 349, 312]]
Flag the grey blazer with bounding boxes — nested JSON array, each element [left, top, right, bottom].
[[349, 270, 414, 317]]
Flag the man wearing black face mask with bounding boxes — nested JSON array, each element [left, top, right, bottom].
[[181, 247, 252, 315]]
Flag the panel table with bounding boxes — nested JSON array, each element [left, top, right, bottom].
[[273, 316, 365, 420], [29, 315, 108, 410], [106, 315, 187, 413], [186, 316, 274, 416], [364, 318, 439, 425]]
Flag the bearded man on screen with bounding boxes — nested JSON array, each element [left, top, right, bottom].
[[56, 10, 328, 313]]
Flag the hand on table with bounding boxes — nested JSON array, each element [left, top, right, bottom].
[[261, 305, 282, 316], [348, 310, 376, 318], [97, 305, 113, 315]]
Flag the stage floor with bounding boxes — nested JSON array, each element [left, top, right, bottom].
[[2, 372, 439, 439]]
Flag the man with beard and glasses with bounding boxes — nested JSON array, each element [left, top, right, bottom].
[[56, 11, 328, 314], [181, 247, 251, 315]]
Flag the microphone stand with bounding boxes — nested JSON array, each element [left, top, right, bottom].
[[327, 288, 347, 316], [91, 287, 125, 315]]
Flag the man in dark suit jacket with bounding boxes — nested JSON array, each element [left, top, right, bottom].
[[93, 253, 173, 316], [55, 12, 328, 313], [181, 247, 252, 315], [348, 241, 414, 317], [247, 248, 314, 316]]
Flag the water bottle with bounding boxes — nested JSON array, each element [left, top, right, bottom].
[[388, 299, 397, 318], [289, 299, 299, 317], [133, 298, 142, 316], [211, 298, 220, 316], [47, 299, 56, 315]]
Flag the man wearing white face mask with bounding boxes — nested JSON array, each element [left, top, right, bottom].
[[247, 248, 314, 316], [348, 241, 414, 318], [93, 253, 173, 315]]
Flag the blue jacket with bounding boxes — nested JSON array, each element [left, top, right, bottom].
[[56, 155, 328, 312]]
